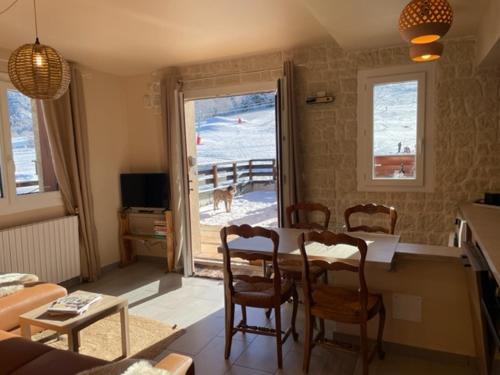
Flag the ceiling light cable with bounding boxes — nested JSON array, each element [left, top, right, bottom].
[[33, 0, 38, 39], [0, 0, 20, 16]]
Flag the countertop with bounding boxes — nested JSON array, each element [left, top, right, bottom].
[[460, 202, 500, 284]]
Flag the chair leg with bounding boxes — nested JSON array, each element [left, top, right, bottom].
[[377, 301, 386, 360], [241, 305, 247, 326], [319, 318, 325, 342], [265, 307, 272, 319], [323, 270, 328, 284], [225, 302, 235, 359], [291, 286, 299, 341], [303, 312, 314, 373], [275, 304, 283, 369], [360, 322, 369, 375]]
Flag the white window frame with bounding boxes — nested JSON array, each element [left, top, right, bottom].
[[357, 64, 436, 192], [0, 75, 62, 214]]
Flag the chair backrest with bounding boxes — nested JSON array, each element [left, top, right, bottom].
[[220, 224, 281, 296], [298, 230, 369, 315], [286, 202, 331, 230], [344, 203, 397, 234]]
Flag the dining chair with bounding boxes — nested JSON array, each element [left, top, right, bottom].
[[286, 202, 331, 230], [344, 203, 397, 234], [280, 202, 331, 284], [298, 230, 386, 375], [220, 224, 299, 369]]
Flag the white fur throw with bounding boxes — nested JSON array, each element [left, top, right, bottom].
[[0, 273, 39, 298], [77, 360, 170, 375], [122, 361, 170, 375]]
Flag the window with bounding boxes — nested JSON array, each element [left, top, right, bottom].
[[0, 76, 61, 212], [357, 64, 435, 192]]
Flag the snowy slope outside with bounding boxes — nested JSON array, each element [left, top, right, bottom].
[[6, 90, 40, 194], [193, 93, 278, 227], [373, 80, 418, 156], [196, 107, 276, 165]]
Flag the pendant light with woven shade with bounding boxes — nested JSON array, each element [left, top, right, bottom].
[[399, 0, 453, 45], [8, 0, 70, 100]]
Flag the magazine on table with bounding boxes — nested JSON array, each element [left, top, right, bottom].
[[48, 291, 102, 316]]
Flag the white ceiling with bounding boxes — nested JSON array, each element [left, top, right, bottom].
[[0, 0, 489, 76], [0, 0, 330, 76], [299, 0, 489, 50]]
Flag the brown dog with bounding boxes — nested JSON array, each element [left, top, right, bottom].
[[213, 185, 236, 212]]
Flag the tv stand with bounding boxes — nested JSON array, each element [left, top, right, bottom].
[[118, 209, 175, 272]]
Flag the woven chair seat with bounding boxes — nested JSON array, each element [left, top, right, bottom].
[[279, 263, 325, 281], [311, 284, 382, 324], [233, 278, 294, 308]]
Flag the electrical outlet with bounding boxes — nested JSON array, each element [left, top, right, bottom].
[[392, 293, 422, 322]]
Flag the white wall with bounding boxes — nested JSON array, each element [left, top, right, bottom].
[[476, 0, 500, 66], [81, 68, 130, 267]]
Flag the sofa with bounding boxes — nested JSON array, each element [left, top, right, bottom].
[[0, 283, 194, 374], [0, 329, 194, 375], [0, 282, 67, 334]]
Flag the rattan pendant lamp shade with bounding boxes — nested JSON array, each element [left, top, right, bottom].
[[7, 0, 70, 100], [410, 41, 443, 62], [399, 0, 453, 44]]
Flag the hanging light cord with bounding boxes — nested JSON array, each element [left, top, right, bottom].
[[33, 0, 38, 40], [0, 0, 19, 16]]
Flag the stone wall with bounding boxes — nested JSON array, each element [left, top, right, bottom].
[[175, 38, 500, 245]]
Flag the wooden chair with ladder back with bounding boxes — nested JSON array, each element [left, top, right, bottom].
[[220, 224, 299, 369], [280, 202, 331, 283], [344, 203, 397, 235], [298, 230, 386, 375]]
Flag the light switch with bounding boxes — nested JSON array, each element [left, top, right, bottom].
[[392, 293, 422, 322]]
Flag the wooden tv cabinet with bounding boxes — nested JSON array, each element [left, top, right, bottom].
[[118, 209, 175, 272]]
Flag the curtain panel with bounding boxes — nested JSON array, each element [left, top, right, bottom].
[[161, 75, 190, 272], [41, 65, 101, 281], [279, 60, 302, 227]]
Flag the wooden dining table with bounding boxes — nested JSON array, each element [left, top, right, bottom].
[[217, 227, 401, 270]]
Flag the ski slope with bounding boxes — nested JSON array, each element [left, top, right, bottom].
[[196, 108, 276, 165]]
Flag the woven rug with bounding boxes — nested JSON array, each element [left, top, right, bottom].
[[33, 313, 184, 362]]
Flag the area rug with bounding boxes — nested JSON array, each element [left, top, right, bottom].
[[33, 313, 184, 361]]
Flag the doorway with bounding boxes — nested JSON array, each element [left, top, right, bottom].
[[184, 88, 279, 274]]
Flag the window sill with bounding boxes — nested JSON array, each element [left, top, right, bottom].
[[0, 191, 64, 215], [357, 183, 434, 193]]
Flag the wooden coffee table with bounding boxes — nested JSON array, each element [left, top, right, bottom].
[[19, 292, 130, 358]]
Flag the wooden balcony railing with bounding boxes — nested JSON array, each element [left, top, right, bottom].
[[197, 159, 276, 192]]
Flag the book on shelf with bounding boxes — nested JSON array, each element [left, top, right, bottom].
[[47, 291, 102, 316]]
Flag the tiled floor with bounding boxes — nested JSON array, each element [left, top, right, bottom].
[[79, 262, 478, 375]]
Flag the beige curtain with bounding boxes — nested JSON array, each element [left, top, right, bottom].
[[41, 65, 101, 281], [161, 75, 190, 272], [278, 60, 301, 227]]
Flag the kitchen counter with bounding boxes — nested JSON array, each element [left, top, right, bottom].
[[395, 242, 462, 261], [459, 202, 500, 284]]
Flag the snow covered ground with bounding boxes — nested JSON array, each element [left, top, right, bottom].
[[199, 190, 278, 227], [196, 107, 276, 165], [373, 81, 418, 155]]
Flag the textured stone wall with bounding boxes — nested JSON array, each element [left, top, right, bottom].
[[176, 38, 500, 245]]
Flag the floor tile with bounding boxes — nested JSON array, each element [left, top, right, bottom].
[[78, 262, 479, 375]]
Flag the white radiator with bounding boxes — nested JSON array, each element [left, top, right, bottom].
[[0, 216, 80, 283]]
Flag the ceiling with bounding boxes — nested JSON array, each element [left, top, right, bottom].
[[299, 0, 489, 50], [0, 0, 489, 76]]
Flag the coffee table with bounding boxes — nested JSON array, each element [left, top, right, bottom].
[[19, 292, 130, 358]]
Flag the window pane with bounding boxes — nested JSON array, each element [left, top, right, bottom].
[[373, 80, 418, 179], [6, 90, 58, 195]]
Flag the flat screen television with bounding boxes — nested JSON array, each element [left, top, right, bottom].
[[120, 173, 169, 209]]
